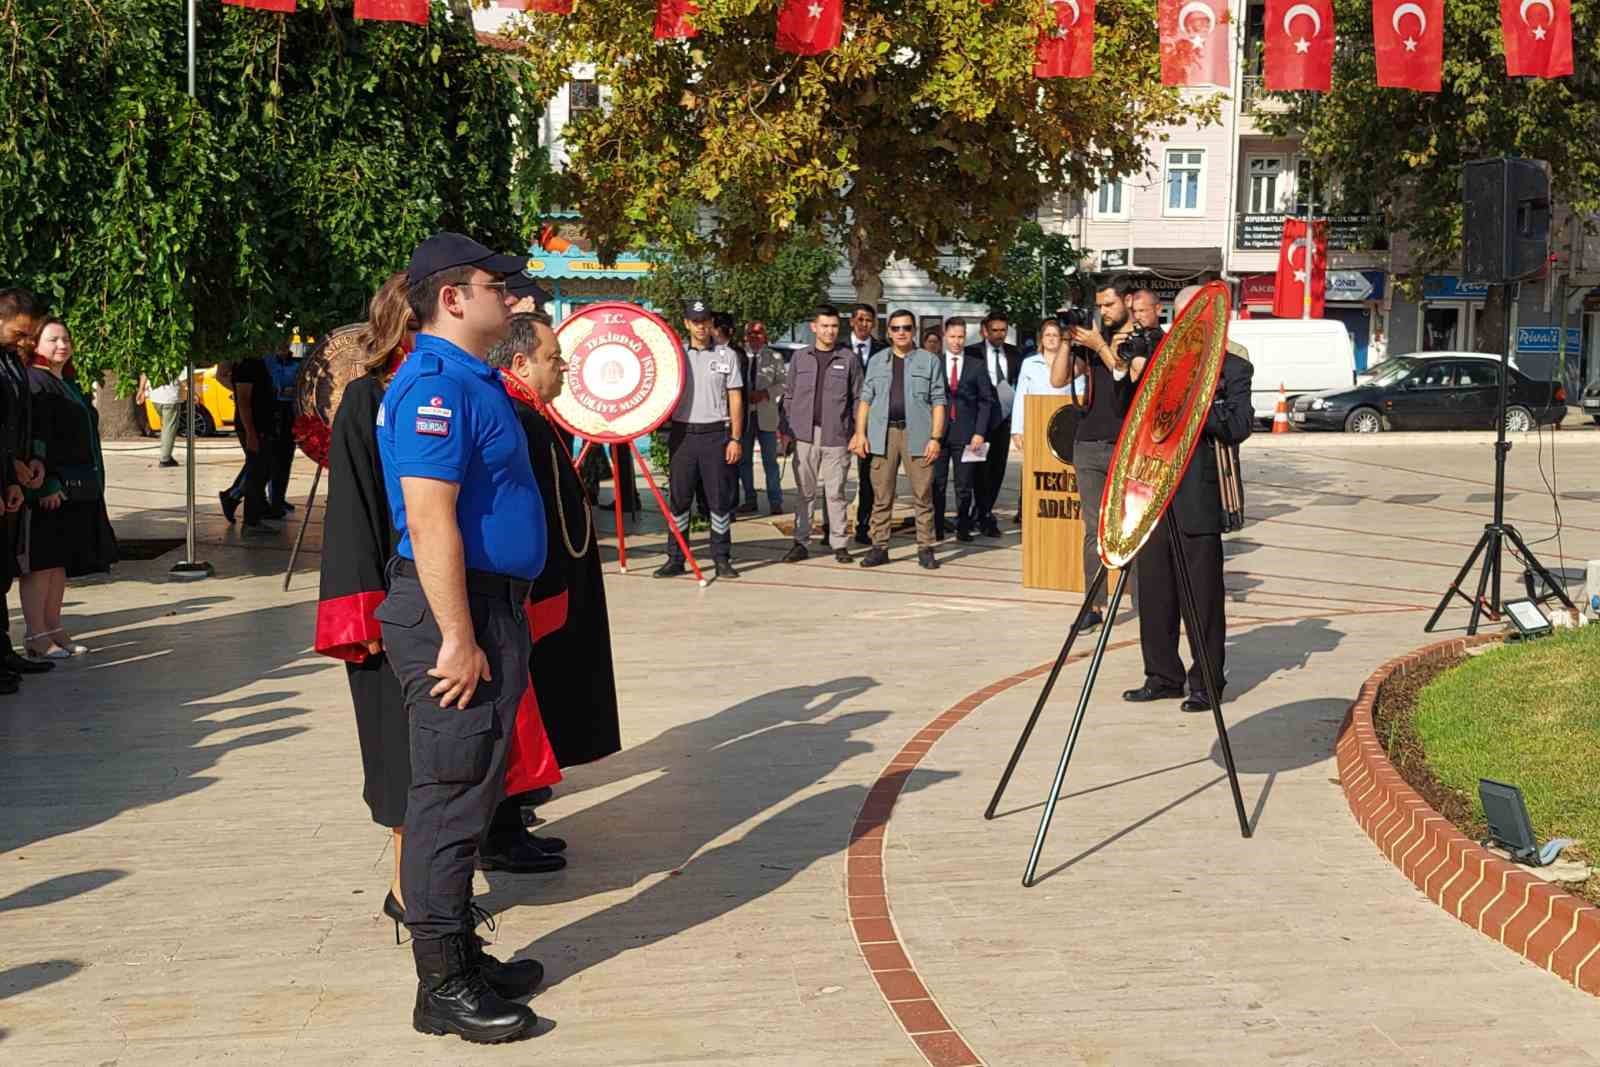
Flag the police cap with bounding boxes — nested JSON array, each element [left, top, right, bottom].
[[683, 298, 712, 322], [407, 232, 527, 286]]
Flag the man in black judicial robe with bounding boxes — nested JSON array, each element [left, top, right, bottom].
[[487, 313, 622, 770], [1122, 347, 1254, 712]]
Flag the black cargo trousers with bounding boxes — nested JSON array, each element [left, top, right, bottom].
[[376, 558, 532, 966]]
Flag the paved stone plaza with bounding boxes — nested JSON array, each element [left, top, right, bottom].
[[4, 430, 1600, 1065]]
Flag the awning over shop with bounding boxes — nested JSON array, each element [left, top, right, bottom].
[[1130, 246, 1224, 275], [522, 218, 654, 281]]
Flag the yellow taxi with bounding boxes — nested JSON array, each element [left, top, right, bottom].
[[144, 367, 237, 437]]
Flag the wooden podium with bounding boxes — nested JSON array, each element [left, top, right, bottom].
[[1022, 394, 1088, 592]]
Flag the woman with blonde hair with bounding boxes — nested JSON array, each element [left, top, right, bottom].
[[20, 318, 117, 658]]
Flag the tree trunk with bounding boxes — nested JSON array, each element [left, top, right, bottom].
[[845, 204, 887, 308], [93, 371, 146, 440]]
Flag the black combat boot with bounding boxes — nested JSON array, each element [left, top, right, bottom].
[[412, 933, 537, 1043], [464, 904, 545, 999]]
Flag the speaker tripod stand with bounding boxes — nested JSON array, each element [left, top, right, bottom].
[[1424, 282, 1574, 635], [985, 510, 1252, 887]]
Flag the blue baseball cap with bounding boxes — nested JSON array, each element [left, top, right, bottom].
[[406, 232, 527, 286]]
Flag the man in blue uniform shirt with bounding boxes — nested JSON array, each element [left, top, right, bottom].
[[374, 232, 548, 1045]]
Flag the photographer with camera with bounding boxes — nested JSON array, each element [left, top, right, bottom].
[[1048, 275, 1150, 631]]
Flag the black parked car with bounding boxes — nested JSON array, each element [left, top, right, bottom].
[[1290, 354, 1567, 433]]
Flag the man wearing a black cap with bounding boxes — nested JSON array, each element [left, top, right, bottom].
[[654, 298, 743, 580], [373, 232, 548, 1044]]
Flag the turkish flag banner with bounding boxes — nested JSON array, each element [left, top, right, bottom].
[[354, 0, 428, 22], [776, 0, 844, 55], [223, 0, 295, 12], [654, 0, 699, 38], [1502, 0, 1572, 78], [1158, 0, 1230, 87], [1264, 0, 1333, 90], [1035, 0, 1095, 78], [1271, 218, 1328, 319], [1373, 0, 1443, 91]]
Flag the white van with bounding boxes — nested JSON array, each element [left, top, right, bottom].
[[1223, 318, 1358, 421]]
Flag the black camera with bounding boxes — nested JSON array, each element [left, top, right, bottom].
[[1057, 306, 1095, 331], [1119, 325, 1161, 362]]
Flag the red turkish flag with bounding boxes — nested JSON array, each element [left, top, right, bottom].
[[1264, 0, 1333, 90], [776, 0, 843, 55], [1373, 0, 1442, 91], [1035, 0, 1095, 78], [654, 0, 698, 38], [354, 0, 428, 23], [1502, 0, 1572, 77], [1159, 0, 1230, 87], [1272, 219, 1328, 319], [223, 0, 295, 12]]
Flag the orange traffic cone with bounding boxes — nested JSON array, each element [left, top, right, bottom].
[[1272, 383, 1291, 434]]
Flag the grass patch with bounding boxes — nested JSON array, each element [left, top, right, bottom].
[[1414, 627, 1600, 861]]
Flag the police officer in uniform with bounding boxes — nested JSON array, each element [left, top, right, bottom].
[[654, 298, 744, 581], [374, 233, 548, 1044]]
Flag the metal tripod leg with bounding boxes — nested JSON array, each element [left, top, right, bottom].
[[1424, 527, 1492, 633], [1021, 570, 1130, 888], [986, 565, 1109, 819], [1166, 512, 1251, 839], [1505, 525, 1577, 613], [282, 465, 323, 592]]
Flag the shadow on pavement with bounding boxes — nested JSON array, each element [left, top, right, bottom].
[[0, 591, 314, 865], [0, 960, 85, 1004], [482, 677, 962, 988], [0, 870, 126, 915]]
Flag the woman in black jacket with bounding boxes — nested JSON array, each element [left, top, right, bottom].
[[19, 318, 116, 659]]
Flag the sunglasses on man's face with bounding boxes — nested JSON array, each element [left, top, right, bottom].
[[888, 324, 914, 332]]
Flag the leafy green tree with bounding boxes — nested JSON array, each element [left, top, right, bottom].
[[959, 221, 1083, 340], [638, 218, 839, 334], [504, 0, 1215, 302], [1262, 0, 1600, 277], [3, 0, 539, 390]]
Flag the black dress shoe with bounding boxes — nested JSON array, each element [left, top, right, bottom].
[[714, 559, 740, 579], [917, 548, 940, 569], [159, 458, 179, 468], [652, 559, 686, 579], [859, 547, 890, 568], [980, 521, 1002, 538], [782, 542, 809, 563], [1182, 693, 1218, 713], [412, 935, 537, 1043], [478, 838, 568, 873], [853, 529, 872, 547], [3, 653, 53, 674], [1123, 682, 1185, 703], [1078, 610, 1104, 633], [218, 490, 238, 523], [471, 941, 544, 1000], [528, 834, 566, 854], [955, 529, 975, 543], [833, 547, 852, 563], [737, 500, 758, 515], [384, 890, 407, 944], [0, 672, 18, 695]]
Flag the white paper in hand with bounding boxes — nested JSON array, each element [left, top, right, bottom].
[[961, 442, 990, 464]]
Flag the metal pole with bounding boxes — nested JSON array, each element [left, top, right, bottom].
[[1021, 569, 1130, 887], [171, 0, 211, 579], [1302, 152, 1314, 321], [986, 565, 1107, 819]]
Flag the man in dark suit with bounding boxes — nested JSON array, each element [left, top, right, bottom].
[[943, 318, 998, 543], [964, 311, 1022, 536], [1123, 341, 1254, 712], [846, 303, 881, 545]]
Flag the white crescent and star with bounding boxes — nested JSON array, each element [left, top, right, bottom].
[[1520, 0, 1553, 38], [806, 0, 821, 15], [1282, 2, 1320, 52], [1287, 237, 1316, 283], [1061, 0, 1081, 26], [1177, 0, 1215, 49], [1391, 1, 1426, 51]]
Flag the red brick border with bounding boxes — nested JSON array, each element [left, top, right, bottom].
[[1338, 634, 1600, 997], [847, 643, 1140, 1067]]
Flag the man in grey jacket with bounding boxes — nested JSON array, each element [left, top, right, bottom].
[[849, 309, 946, 569], [780, 304, 862, 564]]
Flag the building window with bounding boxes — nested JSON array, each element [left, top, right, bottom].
[[1247, 156, 1284, 213], [1093, 178, 1129, 220], [1164, 150, 1204, 216], [569, 78, 600, 117]]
